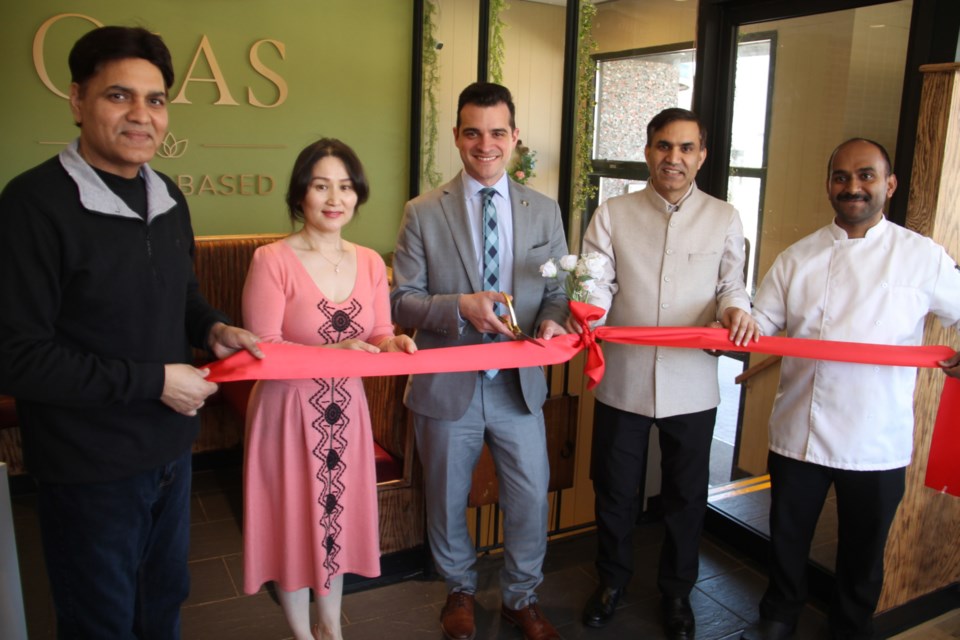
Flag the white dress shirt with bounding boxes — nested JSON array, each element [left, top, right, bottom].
[[752, 218, 960, 470]]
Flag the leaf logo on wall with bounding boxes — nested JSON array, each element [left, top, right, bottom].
[[157, 132, 188, 159]]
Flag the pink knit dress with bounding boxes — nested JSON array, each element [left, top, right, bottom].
[[241, 240, 390, 594]]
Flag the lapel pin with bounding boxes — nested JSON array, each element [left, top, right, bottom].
[[521, 200, 529, 206]]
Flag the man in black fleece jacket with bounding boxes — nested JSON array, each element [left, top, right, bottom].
[[0, 26, 262, 639]]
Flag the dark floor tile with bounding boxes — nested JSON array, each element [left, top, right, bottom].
[[686, 587, 754, 640], [535, 565, 602, 628], [696, 566, 767, 621], [699, 537, 745, 582], [341, 603, 441, 639], [196, 486, 243, 523], [622, 548, 663, 602], [223, 552, 265, 595], [187, 557, 239, 606], [540, 531, 598, 574], [599, 588, 750, 640], [555, 602, 663, 639], [189, 517, 243, 561], [180, 591, 290, 640], [341, 575, 447, 624], [189, 494, 205, 524]]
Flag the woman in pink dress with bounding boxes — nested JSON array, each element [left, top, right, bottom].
[[241, 139, 415, 640]]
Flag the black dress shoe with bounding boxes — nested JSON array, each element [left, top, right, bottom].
[[662, 596, 695, 640], [740, 618, 796, 640], [582, 585, 625, 627]]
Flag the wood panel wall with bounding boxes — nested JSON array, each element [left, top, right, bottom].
[[879, 62, 960, 611]]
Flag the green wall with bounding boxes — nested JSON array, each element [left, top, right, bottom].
[[0, 1, 413, 254]]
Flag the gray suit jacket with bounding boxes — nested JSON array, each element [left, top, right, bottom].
[[390, 173, 569, 421]]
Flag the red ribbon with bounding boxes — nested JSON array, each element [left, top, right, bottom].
[[207, 301, 959, 496]]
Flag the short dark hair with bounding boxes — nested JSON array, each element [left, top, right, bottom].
[[456, 82, 516, 129], [646, 108, 706, 148], [69, 26, 175, 91], [827, 138, 893, 177], [286, 138, 370, 224]]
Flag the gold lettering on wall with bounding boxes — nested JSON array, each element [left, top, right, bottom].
[[32, 15, 288, 109], [171, 35, 240, 106], [177, 174, 275, 196], [248, 39, 288, 108], [33, 13, 103, 98]]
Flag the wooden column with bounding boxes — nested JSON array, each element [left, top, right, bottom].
[[880, 62, 960, 611]]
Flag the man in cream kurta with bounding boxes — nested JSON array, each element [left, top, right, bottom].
[[741, 139, 960, 640], [580, 108, 758, 640]]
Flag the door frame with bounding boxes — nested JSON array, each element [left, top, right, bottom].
[[692, 0, 960, 226]]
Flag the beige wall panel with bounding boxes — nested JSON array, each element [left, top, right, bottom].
[[593, 0, 697, 53], [501, 1, 566, 201], [434, 0, 481, 182]]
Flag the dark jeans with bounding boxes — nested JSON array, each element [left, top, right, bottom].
[[760, 452, 905, 640], [37, 449, 192, 640], [591, 401, 717, 597]]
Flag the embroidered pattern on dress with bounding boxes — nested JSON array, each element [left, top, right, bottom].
[[310, 298, 364, 588]]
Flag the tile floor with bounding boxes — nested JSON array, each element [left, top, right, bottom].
[[9, 465, 956, 639]]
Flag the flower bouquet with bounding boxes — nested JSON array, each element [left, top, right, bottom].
[[539, 252, 607, 302]]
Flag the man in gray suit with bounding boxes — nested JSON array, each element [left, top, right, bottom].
[[391, 82, 569, 640]]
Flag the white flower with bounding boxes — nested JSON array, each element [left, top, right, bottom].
[[540, 252, 606, 302], [582, 252, 607, 279], [539, 259, 558, 278], [558, 254, 578, 271]]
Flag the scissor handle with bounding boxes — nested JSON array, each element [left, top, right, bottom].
[[500, 292, 522, 336]]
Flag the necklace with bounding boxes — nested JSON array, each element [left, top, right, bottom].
[[318, 244, 345, 273], [302, 233, 346, 273]]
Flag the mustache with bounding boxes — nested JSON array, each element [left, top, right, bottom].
[[836, 192, 870, 202]]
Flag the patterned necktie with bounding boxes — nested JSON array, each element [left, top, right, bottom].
[[480, 187, 499, 379]]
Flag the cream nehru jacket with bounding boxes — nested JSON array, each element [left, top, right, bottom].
[[583, 184, 750, 418]]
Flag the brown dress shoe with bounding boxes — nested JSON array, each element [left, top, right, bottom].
[[441, 591, 476, 640], [501, 602, 560, 640]]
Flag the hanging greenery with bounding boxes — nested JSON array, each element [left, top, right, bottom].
[[571, 1, 598, 216], [508, 140, 537, 185], [421, 0, 443, 190], [489, 0, 508, 84]]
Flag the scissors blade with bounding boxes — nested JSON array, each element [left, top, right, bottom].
[[500, 292, 546, 347], [517, 331, 547, 348]]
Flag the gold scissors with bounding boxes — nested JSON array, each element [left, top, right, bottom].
[[500, 293, 545, 347]]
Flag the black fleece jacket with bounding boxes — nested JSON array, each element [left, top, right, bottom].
[[0, 152, 227, 483]]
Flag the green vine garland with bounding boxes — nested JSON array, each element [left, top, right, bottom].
[[489, 0, 508, 84], [571, 1, 598, 216], [421, 0, 443, 190]]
